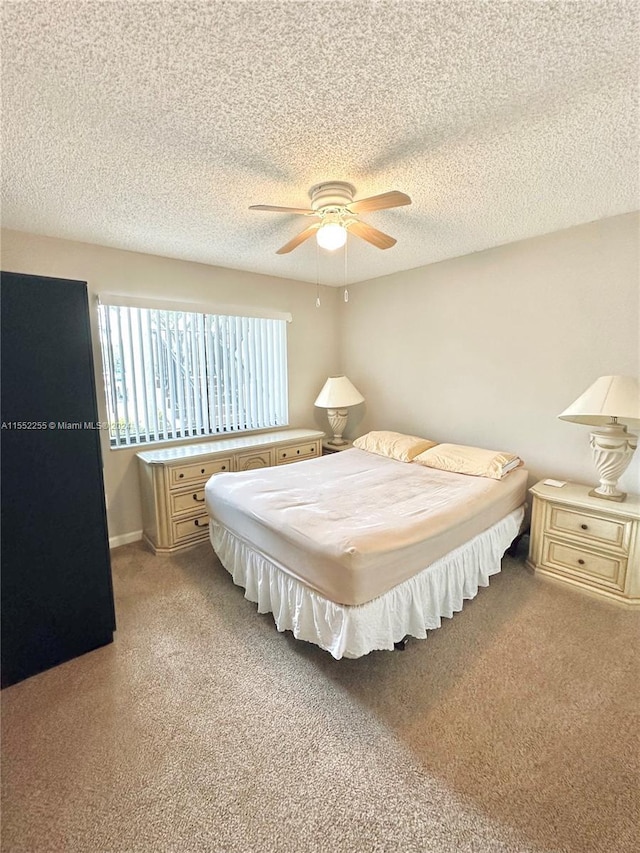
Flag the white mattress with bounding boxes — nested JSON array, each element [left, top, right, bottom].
[[205, 448, 528, 606]]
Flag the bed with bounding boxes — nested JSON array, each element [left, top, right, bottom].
[[204, 441, 528, 659]]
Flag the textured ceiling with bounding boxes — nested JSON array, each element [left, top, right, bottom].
[[2, 1, 639, 286]]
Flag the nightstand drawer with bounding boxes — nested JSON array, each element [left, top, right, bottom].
[[170, 488, 207, 516], [276, 441, 320, 464], [542, 539, 627, 591], [548, 506, 629, 551], [170, 458, 232, 487], [173, 513, 209, 544]]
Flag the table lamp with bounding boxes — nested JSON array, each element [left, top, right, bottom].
[[558, 375, 640, 501], [314, 376, 364, 446]]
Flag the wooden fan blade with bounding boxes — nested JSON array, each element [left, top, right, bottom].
[[348, 191, 411, 214], [249, 204, 314, 215], [276, 223, 321, 254], [347, 219, 397, 249]]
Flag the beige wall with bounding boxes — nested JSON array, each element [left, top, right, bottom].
[[1, 229, 341, 540], [3, 214, 639, 543], [340, 212, 640, 494]]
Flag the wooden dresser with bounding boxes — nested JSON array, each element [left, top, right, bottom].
[[526, 480, 640, 607], [138, 428, 324, 554]]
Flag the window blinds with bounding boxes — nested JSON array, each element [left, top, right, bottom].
[[97, 303, 289, 447]]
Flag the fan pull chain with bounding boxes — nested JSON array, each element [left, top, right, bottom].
[[343, 238, 349, 303], [315, 241, 321, 308]]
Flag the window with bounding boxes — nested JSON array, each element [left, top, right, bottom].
[[97, 300, 289, 447]]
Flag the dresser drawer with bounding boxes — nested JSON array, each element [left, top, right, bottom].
[[169, 457, 232, 488], [547, 505, 629, 551], [173, 513, 209, 544], [542, 538, 627, 591], [236, 448, 274, 470], [276, 441, 320, 464], [170, 488, 207, 516]]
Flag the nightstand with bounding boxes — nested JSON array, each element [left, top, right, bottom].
[[322, 440, 354, 456], [526, 480, 640, 608]]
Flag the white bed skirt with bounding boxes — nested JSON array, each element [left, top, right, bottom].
[[209, 506, 524, 659]]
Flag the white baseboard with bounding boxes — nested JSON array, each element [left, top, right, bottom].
[[109, 530, 143, 549]]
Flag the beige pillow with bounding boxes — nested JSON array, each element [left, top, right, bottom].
[[353, 431, 438, 463], [413, 443, 522, 479]]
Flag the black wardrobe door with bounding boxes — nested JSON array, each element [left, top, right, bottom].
[[1, 272, 115, 688]]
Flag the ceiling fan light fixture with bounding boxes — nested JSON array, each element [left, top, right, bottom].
[[250, 182, 411, 254], [316, 222, 347, 251]]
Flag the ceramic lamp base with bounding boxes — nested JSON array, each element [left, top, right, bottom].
[[327, 408, 349, 445], [589, 426, 637, 503]]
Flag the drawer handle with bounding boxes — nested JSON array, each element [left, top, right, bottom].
[[194, 518, 207, 528], [221, 465, 226, 470], [577, 558, 585, 566], [296, 449, 300, 454], [283, 453, 287, 458], [201, 468, 205, 474], [580, 524, 588, 530], [193, 494, 205, 503], [179, 473, 184, 478]]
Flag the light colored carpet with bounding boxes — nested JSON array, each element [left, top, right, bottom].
[[2, 539, 638, 853]]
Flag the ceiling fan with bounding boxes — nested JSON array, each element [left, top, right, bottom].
[[249, 181, 411, 254]]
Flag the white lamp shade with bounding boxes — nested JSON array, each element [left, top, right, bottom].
[[558, 375, 640, 428], [314, 376, 364, 409]]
